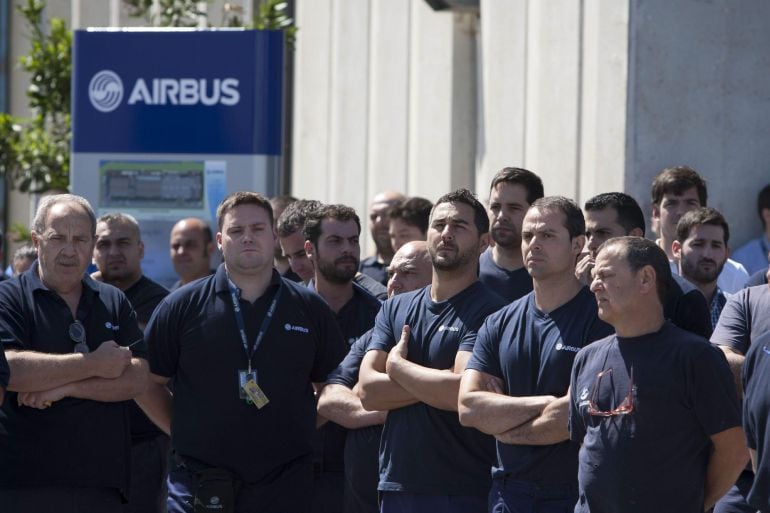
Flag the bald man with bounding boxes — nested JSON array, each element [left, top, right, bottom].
[[359, 191, 405, 286], [169, 218, 215, 290]]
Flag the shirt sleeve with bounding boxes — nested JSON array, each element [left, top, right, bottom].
[[367, 300, 397, 353], [144, 297, 180, 378], [0, 284, 29, 351], [691, 345, 742, 436], [742, 345, 758, 450], [465, 314, 503, 379], [711, 291, 750, 354], [115, 292, 147, 358], [568, 351, 587, 443]]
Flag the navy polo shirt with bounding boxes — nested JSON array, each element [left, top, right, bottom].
[[478, 248, 533, 303], [570, 323, 740, 513], [711, 285, 770, 355], [742, 330, 770, 512], [354, 272, 388, 300], [146, 264, 347, 482], [368, 281, 506, 497], [0, 264, 145, 491], [467, 286, 613, 487], [359, 256, 388, 286], [123, 275, 169, 442]]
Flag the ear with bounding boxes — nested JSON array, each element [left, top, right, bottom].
[[572, 234, 586, 256], [671, 239, 683, 261], [304, 240, 315, 260], [138, 240, 145, 260], [31, 231, 41, 249], [478, 233, 490, 256], [638, 265, 657, 296], [651, 204, 660, 220], [216, 232, 223, 251]]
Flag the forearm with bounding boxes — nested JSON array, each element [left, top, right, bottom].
[[135, 380, 172, 435], [359, 370, 418, 411], [495, 396, 570, 446], [458, 390, 554, 435], [6, 350, 96, 392], [703, 427, 749, 511], [66, 358, 149, 402], [388, 356, 461, 411], [318, 384, 387, 429]]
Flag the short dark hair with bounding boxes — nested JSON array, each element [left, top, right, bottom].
[[97, 212, 142, 240], [758, 185, 770, 228], [216, 191, 273, 230], [303, 204, 361, 246], [530, 196, 585, 239], [584, 192, 646, 236], [651, 165, 708, 206], [489, 167, 545, 205], [675, 207, 730, 245], [601, 236, 671, 305], [432, 188, 489, 234], [270, 195, 298, 213], [389, 197, 433, 234], [276, 199, 322, 237], [13, 245, 37, 262]]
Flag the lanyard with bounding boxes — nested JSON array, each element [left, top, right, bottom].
[[227, 276, 283, 373]]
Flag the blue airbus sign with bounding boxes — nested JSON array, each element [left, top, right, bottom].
[[72, 30, 283, 155]]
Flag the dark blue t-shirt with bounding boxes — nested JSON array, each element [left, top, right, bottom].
[[147, 265, 347, 482], [359, 256, 388, 286], [368, 281, 506, 497], [711, 285, 770, 355], [742, 330, 770, 512], [467, 286, 613, 486], [478, 247, 533, 303], [0, 265, 145, 491], [570, 322, 741, 513]]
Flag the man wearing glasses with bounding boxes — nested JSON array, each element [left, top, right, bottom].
[[459, 197, 613, 513], [0, 194, 148, 512], [569, 236, 747, 513]]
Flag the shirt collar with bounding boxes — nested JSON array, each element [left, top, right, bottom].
[[214, 263, 282, 296], [27, 260, 101, 295]]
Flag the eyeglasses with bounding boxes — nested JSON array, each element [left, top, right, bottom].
[[69, 320, 89, 354], [587, 367, 634, 417]]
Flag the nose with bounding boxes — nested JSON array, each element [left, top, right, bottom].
[[589, 276, 602, 294]]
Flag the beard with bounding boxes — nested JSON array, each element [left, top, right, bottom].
[[429, 240, 479, 272], [490, 223, 521, 249], [318, 255, 359, 284], [680, 256, 725, 285]]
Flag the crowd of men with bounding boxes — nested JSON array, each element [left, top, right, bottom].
[[0, 165, 768, 513]]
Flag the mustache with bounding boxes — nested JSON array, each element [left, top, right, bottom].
[[697, 258, 717, 266], [334, 256, 358, 265]]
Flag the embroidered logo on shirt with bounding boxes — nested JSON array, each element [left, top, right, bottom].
[[438, 325, 460, 332], [555, 342, 581, 353], [105, 322, 120, 331], [284, 323, 309, 334], [579, 387, 590, 401], [763, 345, 770, 356]]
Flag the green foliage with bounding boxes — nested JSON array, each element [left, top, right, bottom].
[[0, 0, 71, 193], [123, 0, 210, 27], [252, 1, 297, 50]]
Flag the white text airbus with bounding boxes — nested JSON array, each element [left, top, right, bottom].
[[127, 77, 240, 106]]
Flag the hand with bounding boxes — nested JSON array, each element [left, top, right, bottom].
[[87, 340, 132, 379], [18, 384, 72, 409], [386, 325, 410, 377], [484, 375, 505, 394], [575, 253, 595, 286]]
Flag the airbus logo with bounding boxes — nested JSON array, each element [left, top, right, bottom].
[[88, 70, 241, 112], [89, 70, 124, 113]]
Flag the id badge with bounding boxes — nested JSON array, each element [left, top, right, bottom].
[[243, 379, 270, 409], [238, 370, 257, 401]]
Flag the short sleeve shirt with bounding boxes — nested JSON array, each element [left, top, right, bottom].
[[368, 281, 506, 497], [359, 256, 388, 286], [146, 265, 347, 482], [664, 274, 712, 338], [741, 330, 770, 511], [711, 285, 770, 355], [569, 323, 741, 513], [467, 286, 613, 486], [478, 247, 533, 303], [0, 264, 145, 490]]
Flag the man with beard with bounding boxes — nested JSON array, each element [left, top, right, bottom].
[[269, 195, 301, 281], [318, 241, 433, 513], [480, 167, 543, 302], [169, 217, 215, 290], [673, 208, 732, 331], [459, 196, 613, 513], [359, 189, 506, 513], [360, 191, 405, 286], [303, 204, 383, 512], [92, 212, 169, 513]]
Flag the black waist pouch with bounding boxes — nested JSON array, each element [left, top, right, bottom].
[[193, 467, 239, 513]]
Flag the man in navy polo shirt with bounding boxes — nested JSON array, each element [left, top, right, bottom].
[[741, 330, 770, 513], [459, 196, 613, 513], [303, 203, 383, 511], [92, 212, 170, 513], [0, 194, 149, 513], [359, 188, 506, 513], [318, 240, 434, 513], [569, 236, 747, 513], [141, 191, 347, 513], [480, 167, 543, 302]]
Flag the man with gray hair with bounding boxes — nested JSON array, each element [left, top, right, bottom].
[[0, 194, 148, 512], [92, 212, 169, 513]]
